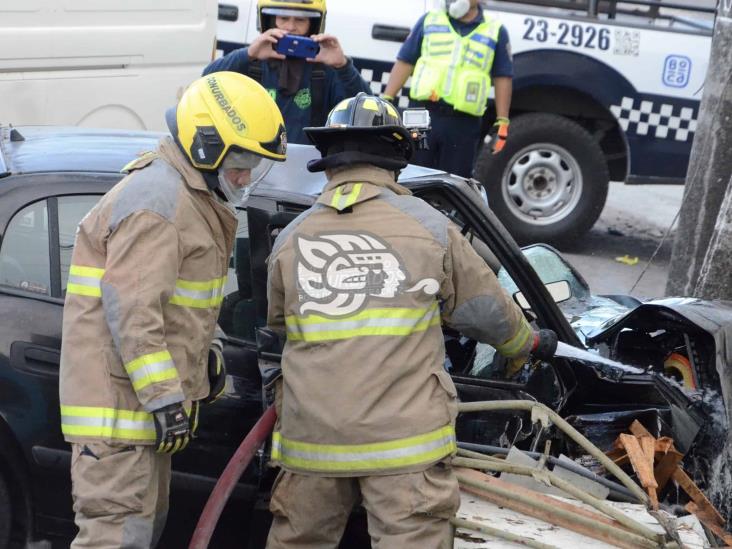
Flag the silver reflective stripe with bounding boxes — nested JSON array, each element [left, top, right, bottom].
[[61, 415, 154, 431], [272, 433, 454, 463], [289, 306, 439, 336], [443, 40, 463, 96], [67, 274, 101, 288], [127, 357, 176, 387], [172, 286, 224, 301]]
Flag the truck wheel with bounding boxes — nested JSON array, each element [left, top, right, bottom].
[[474, 113, 609, 245], [0, 470, 11, 549]]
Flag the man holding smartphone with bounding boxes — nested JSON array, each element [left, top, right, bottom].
[[204, 0, 371, 145]]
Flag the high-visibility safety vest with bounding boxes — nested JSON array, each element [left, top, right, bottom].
[[410, 10, 502, 116]]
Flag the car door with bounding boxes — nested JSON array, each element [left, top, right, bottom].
[[0, 178, 112, 536], [0, 176, 266, 545]]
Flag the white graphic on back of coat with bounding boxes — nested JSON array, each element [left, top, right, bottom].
[[295, 233, 439, 317]]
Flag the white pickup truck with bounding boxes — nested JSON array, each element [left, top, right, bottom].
[[217, 0, 714, 243]]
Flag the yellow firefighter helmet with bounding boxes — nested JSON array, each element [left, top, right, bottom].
[[166, 71, 286, 171], [258, 0, 327, 34]]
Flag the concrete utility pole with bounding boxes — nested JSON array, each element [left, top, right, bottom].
[[665, 0, 732, 299]]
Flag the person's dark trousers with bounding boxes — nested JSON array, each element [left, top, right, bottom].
[[412, 104, 483, 178]]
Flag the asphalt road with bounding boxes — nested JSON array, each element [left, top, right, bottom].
[[557, 182, 684, 299]]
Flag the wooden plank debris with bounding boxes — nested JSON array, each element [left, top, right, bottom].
[[607, 420, 732, 545]]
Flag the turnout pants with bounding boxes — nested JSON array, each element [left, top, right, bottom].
[[266, 462, 460, 549], [70, 442, 172, 549], [412, 107, 483, 179]]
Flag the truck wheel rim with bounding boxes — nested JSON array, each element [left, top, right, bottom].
[[501, 143, 583, 226]]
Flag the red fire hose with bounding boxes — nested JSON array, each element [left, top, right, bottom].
[[189, 405, 277, 549]]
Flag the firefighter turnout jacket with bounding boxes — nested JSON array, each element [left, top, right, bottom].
[[266, 165, 533, 476], [59, 137, 237, 446]]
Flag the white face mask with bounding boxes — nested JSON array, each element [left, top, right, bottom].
[[446, 0, 470, 19], [216, 150, 274, 207]]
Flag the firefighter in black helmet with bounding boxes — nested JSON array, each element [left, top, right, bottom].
[[263, 92, 556, 548]]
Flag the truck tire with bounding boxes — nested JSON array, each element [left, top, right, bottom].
[[0, 470, 11, 549], [474, 113, 609, 245]]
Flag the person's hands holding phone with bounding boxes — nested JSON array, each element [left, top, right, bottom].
[[310, 34, 347, 68], [247, 28, 287, 61]]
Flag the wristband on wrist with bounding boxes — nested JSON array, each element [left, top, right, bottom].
[[382, 94, 395, 101], [495, 117, 510, 126]]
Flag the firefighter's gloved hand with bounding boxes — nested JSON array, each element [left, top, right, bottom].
[[531, 329, 558, 361], [202, 339, 226, 404], [491, 118, 510, 154], [153, 403, 190, 454]]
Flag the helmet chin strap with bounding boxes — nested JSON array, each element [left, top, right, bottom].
[[446, 0, 470, 19]]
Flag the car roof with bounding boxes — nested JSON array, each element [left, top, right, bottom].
[[1, 126, 165, 175], [0, 126, 446, 198]]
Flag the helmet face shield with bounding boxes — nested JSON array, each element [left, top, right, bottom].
[[217, 150, 274, 207]]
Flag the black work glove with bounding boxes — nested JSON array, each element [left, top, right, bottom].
[[153, 403, 190, 454], [202, 340, 227, 404], [531, 329, 558, 361]]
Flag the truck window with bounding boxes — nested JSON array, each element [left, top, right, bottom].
[[487, 0, 715, 29]]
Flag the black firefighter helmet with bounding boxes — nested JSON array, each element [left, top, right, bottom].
[[304, 93, 413, 173]]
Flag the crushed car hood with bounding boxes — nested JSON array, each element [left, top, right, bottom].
[[585, 297, 732, 428]]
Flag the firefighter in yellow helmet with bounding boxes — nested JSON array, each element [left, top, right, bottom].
[[59, 72, 285, 548], [203, 0, 371, 145], [264, 93, 556, 547]]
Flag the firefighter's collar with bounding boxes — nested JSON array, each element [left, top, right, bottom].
[[157, 137, 210, 193], [318, 165, 411, 211]]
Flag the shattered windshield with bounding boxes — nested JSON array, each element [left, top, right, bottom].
[[496, 244, 630, 343]]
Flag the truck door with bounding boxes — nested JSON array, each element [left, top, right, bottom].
[[330, 0, 428, 104], [217, 0, 255, 55]]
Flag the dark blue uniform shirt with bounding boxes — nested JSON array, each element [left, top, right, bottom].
[[398, 7, 513, 78], [204, 52, 371, 144]]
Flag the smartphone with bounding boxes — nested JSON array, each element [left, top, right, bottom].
[[275, 35, 320, 59]]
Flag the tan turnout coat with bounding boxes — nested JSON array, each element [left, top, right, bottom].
[[267, 165, 533, 477], [59, 138, 237, 446]]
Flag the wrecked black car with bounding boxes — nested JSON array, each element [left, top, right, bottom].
[[0, 126, 729, 547]]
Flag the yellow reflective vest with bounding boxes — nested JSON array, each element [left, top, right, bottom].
[[59, 137, 237, 445], [410, 10, 502, 116], [266, 166, 534, 476]]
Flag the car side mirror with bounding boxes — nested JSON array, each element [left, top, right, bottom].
[[513, 280, 572, 311]]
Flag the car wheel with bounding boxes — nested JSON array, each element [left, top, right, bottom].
[[0, 470, 11, 549], [474, 113, 609, 245]]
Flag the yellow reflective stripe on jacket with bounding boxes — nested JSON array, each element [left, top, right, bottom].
[[169, 277, 226, 308], [124, 350, 178, 392], [494, 317, 533, 357], [271, 425, 456, 472], [60, 405, 156, 441], [285, 302, 440, 342], [66, 265, 105, 297], [330, 183, 363, 211]]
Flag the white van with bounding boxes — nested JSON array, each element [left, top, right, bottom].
[[0, 0, 218, 131]]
